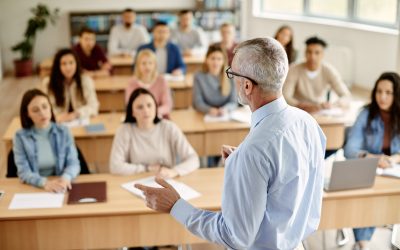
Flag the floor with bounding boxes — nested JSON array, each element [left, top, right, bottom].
[[0, 76, 395, 250]]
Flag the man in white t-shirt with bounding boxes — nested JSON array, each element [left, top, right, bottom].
[[107, 8, 150, 57]]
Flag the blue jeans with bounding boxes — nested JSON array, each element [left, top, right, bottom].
[[353, 227, 375, 241]]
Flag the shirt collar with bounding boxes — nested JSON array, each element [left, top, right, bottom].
[[250, 96, 288, 129]]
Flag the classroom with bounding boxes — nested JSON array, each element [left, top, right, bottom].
[[0, 0, 400, 249]]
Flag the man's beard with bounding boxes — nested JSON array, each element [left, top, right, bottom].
[[124, 23, 132, 28]]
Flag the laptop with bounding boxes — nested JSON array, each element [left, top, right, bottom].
[[324, 158, 379, 192]]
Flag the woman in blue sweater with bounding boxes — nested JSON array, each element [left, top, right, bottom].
[[344, 72, 400, 250], [13, 89, 80, 193]]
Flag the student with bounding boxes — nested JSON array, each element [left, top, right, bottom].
[[192, 44, 237, 116], [211, 23, 238, 66], [125, 49, 172, 118], [171, 10, 207, 56], [107, 8, 150, 57], [43, 48, 99, 123], [110, 88, 199, 178], [283, 36, 351, 113], [274, 25, 297, 64], [13, 89, 80, 192], [344, 72, 400, 250], [137, 21, 185, 75], [73, 27, 112, 77]]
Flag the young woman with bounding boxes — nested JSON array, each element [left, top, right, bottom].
[[274, 25, 297, 64], [110, 88, 199, 178], [13, 89, 80, 192], [344, 72, 400, 250], [43, 48, 99, 123], [192, 44, 237, 117], [125, 49, 172, 118]]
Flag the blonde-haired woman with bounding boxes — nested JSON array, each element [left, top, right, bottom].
[[125, 49, 172, 118], [193, 44, 237, 116]]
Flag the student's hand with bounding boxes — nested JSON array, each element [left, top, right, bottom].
[[147, 164, 161, 173], [135, 177, 181, 213], [297, 102, 321, 113], [171, 69, 183, 76], [101, 62, 112, 71], [389, 154, 400, 164], [221, 144, 237, 162], [218, 108, 226, 115], [378, 155, 391, 169], [183, 49, 193, 57], [57, 112, 78, 123], [44, 179, 67, 193], [57, 178, 72, 191], [208, 108, 220, 116], [320, 102, 332, 110], [157, 167, 179, 179]]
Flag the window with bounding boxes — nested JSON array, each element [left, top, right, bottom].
[[258, 0, 400, 29]]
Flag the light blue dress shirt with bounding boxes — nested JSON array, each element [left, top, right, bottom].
[[171, 96, 326, 250]]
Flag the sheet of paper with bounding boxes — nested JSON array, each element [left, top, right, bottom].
[[122, 176, 201, 201], [204, 113, 230, 122], [316, 108, 344, 117], [9, 193, 64, 210], [230, 107, 251, 124], [62, 117, 90, 128], [164, 74, 185, 82], [377, 164, 400, 178]]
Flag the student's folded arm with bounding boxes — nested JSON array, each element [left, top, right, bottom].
[[171, 145, 268, 249], [169, 123, 199, 176], [61, 128, 80, 180], [192, 76, 211, 113], [327, 64, 351, 100], [343, 109, 368, 159], [282, 68, 300, 106], [77, 76, 99, 118], [109, 126, 146, 175], [13, 133, 47, 187]]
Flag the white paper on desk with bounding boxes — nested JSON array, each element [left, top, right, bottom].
[[122, 176, 201, 201], [9, 193, 64, 210], [62, 117, 90, 128], [316, 108, 343, 117], [230, 107, 251, 124], [204, 113, 230, 122], [164, 74, 185, 82], [377, 164, 400, 178]]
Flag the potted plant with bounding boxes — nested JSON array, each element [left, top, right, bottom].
[[12, 4, 59, 77]]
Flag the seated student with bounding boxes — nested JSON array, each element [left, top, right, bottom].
[[274, 25, 297, 64], [193, 44, 237, 117], [344, 72, 400, 250], [42, 48, 99, 123], [110, 88, 199, 177], [13, 89, 80, 192], [171, 10, 207, 56], [283, 36, 351, 113], [107, 8, 150, 57], [136, 21, 185, 75], [73, 27, 112, 77], [210, 23, 238, 66], [125, 49, 172, 118]]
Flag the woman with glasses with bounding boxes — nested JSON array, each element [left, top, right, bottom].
[[192, 44, 237, 117]]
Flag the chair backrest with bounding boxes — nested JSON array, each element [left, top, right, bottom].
[[6, 145, 90, 178]]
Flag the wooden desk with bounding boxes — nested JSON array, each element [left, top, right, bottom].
[[39, 55, 205, 78], [95, 75, 193, 112], [0, 169, 223, 249], [1, 168, 400, 249]]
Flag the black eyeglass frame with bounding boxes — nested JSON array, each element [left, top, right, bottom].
[[225, 66, 259, 86]]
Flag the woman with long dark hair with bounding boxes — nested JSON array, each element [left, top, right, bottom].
[[274, 25, 297, 64], [344, 72, 400, 249], [13, 89, 80, 192], [43, 48, 99, 122]]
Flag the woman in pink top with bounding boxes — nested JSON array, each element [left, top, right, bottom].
[[125, 49, 172, 118]]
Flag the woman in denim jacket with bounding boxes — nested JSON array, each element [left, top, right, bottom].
[[13, 89, 80, 193], [344, 72, 400, 250]]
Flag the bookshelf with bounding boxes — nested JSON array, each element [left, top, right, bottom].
[[69, 0, 241, 51]]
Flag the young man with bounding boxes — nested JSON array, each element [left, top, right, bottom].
[[171, 10, 207, 56], [107, 8, 150, 57], [73, 27, 111, 77], [211, 23, 238, 66], [283, 36, 351, 113], [136, 21, 185, 75]]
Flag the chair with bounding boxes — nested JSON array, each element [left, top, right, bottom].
[[6, 145, 90, 178]]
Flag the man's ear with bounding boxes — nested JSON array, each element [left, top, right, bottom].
[[244, 79, 253, 95]]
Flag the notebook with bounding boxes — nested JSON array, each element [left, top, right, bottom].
[[324, 158, 379, 192], [67, 181, 107, 204], [84, 123, 105, 133]]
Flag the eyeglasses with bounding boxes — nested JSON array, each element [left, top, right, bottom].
[[225, 66, 259, 86]]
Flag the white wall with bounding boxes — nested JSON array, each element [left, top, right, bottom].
[[0, 0, 195, 74], [244, 1, 399, 89]]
